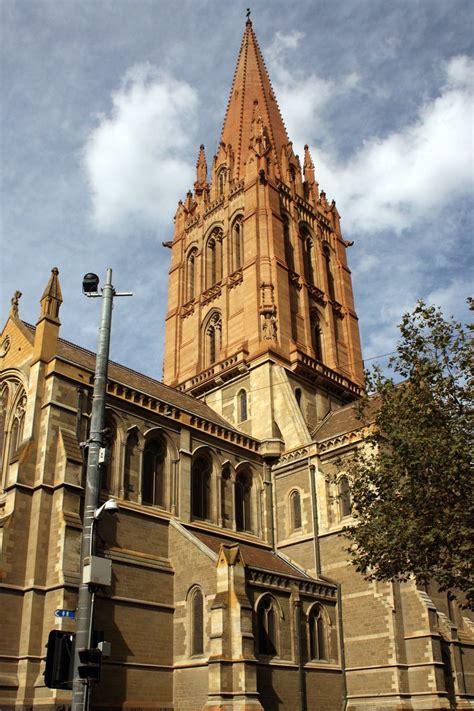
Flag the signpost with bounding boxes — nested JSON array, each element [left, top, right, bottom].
[[55, 609, 76, 619]]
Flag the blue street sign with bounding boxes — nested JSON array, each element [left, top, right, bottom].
[[54, 609, 76, 619]]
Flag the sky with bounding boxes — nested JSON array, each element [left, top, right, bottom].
[[1, 0, 473, 381]]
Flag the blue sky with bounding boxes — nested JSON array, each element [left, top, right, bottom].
[[1, 0, 473, 379]]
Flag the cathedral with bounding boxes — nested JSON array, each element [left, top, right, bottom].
[[0, 17, 473, 711]]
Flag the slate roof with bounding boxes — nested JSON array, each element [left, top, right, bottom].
[[22, 322, 236, 430], [312, 397, 378, 442], [193, 530, 313, 580]]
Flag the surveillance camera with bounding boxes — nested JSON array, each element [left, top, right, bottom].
[[82, 273, 100, 294]]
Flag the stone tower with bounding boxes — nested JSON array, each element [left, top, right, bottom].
[[163, 18, 364, 448]]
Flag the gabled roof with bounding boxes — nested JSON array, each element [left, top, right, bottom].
[[193, 530, 313, 581], [313, 397, 378, 443], [21, 322, 239, 430], [220, 19, 289, 179]]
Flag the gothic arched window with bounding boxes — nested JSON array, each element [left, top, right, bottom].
[[191, 453, 211, 520], [142, 436, 166, 507], [283, 214, 294, 271], [235, 469, 252, 532], [290, 490, 302, 531], [0, 384, 8, 471], [206, 230, 223, 288], [217, 168, 226, 197], [124, 430, 139, 500], [257, 596, 279, 657], [301, 225, 315, 285], [8, 391, 26, 462], [308, 605, 328, 661], [232, 216, 244, 271], [339, 475, 351, 518], [295, 388, 302, 410], [205, 311, 222, 366], [238, 389, 247, 422], [310, 312, 323, 361], [186, 247, 198, 301], [190, 587, 204, 656], [323, 243, 335, 301]]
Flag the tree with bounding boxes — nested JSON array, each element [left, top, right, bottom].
[[343, 301, 473, 606]]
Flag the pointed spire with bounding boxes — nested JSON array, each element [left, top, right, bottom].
[[39, 267, 62, 323], [219, 18, 289, 180], [303, 145, 315, 185], [194, 144, 208, 193]]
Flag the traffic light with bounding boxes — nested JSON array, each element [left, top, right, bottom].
[[78, 647, 102, 681], [44, 630, 75, 689]]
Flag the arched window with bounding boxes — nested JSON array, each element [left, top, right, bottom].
[[205, 312, 222, 366], [0, 384, 9, 470], [206, 229, 223, 287], [221, 464, 231, 526], [308, 605, 328, 661], [283, 215, 294, 271], [124, 430, 139, 500], [295, 388, 302, 410], [101, 415, 116, 493], [190, 587, 204, 656], [290, 490, 302, 531], [8, 392, 26, 462], [257, 596, 279, 657], [301, 225, 315, 284], [142, 436, 165, 506], [238, 389, 247, 422], [218, 168, 226, 197], [191, 454, 211, 520], [232, 216, 244, 271], [186, 248, 198, 301], [235, 469, 251, 532], [323, 244, 335, 301], [310, 312, 323, 361], [339, 476, 351, 518]]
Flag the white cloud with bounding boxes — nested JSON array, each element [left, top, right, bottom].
[[266, 32, 359, 149], [276, 50, 474, 235], [83, 63, 198, 232]]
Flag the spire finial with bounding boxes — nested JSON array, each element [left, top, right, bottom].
[[39, 267, 63, 323], [246, 7, 251, 24]]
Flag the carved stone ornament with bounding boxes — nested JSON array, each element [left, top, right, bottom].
[[0, 335, 11, 357], [9, 290, 22, 318], [261, 312, 278, 340]]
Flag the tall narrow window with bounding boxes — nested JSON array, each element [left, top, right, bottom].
[[310, 312, 323, 361], [191, 587, 204, 656], [283, 215, 294, 271], [257, 596, 278, 656], [205, 312, 222, 366], [8, 393, 26, 462], [0, 385, 8, 470], [295, 388, 302, 410], [186, 248, 197, 301], [232, 216, 244, 270], [192, 454, 211, 520], [221, 464, 231, 526], [218, 168, 226, 196], [238, 389, 247, 422], [339, 475, 351, 518], [235, 469, 251, 532], [301, 226, 315, 284], [142, 437, 165, 506], [206, 230, 223, 287], [290, 490, 302, 530], [124, 430, 139, 500], [323, 244, 335, 301], [308, 605, 328, 661]]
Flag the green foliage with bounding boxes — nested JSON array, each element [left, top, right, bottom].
[[344, 301, 473, 606]]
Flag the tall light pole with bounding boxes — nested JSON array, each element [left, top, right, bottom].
[[71, 269, 131, 711]]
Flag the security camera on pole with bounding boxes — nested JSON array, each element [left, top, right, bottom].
[[71, 269, 131, 711]]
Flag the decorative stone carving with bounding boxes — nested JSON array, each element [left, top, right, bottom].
[[9, 290, 22, 318]]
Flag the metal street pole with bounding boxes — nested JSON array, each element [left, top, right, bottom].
[[71, 268, 131, 711]]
